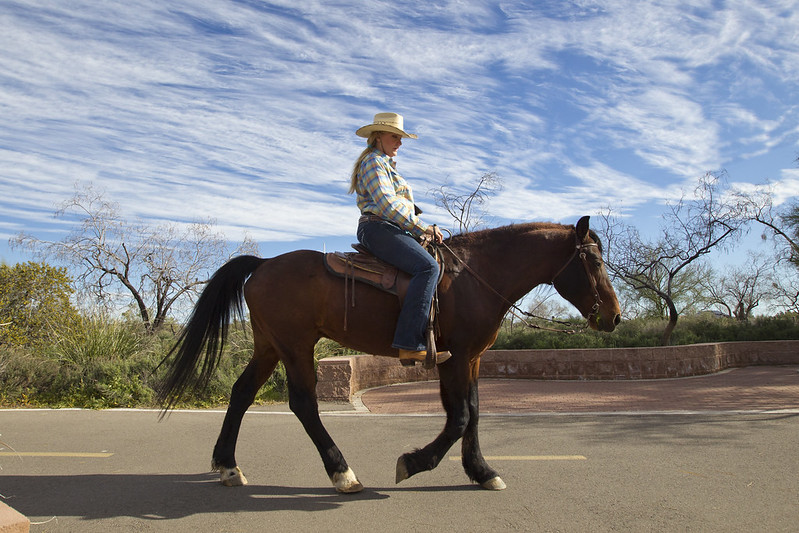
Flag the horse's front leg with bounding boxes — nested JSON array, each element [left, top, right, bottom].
[[395, 360, 470, 483], [461, 379, 505, 490]]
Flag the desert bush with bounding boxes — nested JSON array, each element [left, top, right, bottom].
[[12, 316, 158, 408], [493, 313, 799, 350], [0, 318, 291, 408], [314, 337, 360, 359], [3, 312, 796, 408]]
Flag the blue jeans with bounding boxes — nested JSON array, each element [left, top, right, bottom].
[[357, 218, 439, 351]]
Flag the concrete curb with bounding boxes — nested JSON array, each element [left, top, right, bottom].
[[316, 340, 799, 401], [0, 502, 29, 533]]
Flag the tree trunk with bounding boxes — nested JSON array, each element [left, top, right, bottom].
[[660, 298, 679, 346]]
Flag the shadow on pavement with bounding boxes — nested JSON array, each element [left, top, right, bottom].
[[1, 473, 392, 520]]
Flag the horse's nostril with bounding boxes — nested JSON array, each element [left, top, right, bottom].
[[614, 314, 621, 326]]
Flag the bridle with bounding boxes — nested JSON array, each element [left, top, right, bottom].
[[550, 238, 603, 325], [437, 230, 604, 333]]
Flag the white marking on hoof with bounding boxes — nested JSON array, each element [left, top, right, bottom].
[[481, 476, 506, 490], [220, 466, 248, 487], [395, 456, 409, 483], [332, 467, 363, 493]]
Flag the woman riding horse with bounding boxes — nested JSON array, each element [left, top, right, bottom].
[[350, 112, 449, 367], [158, 212, 621, 493]]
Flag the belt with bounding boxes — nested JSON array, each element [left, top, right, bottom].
[[359, 213, 385, 224]]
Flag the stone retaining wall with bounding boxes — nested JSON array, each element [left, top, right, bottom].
[[316, 340, 799, 402]]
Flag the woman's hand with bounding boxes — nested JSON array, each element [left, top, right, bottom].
[[424, 225, 444, 245]]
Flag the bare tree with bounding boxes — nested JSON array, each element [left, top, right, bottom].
[[599, 172, 745, 345], [730, 169, 799, 312], [771, 275, 799, 314], [431, 172, 502, 233], [11, 184, 258, 333], [525, 287, 571, 320], [699, 253, 776, 320], [765, 260, 799, 314], [735, 184, 799, 269]]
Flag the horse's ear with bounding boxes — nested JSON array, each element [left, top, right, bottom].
[[576, 216, 590, 240]]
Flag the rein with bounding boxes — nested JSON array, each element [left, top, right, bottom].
[[438, 233, 603, 334]]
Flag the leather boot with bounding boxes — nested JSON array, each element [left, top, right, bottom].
[[398, 349, 452, 367]]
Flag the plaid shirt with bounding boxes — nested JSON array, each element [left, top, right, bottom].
[[354, 149, 428, 238]]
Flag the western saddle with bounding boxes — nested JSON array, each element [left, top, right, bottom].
[[323, 243, 443, 369]]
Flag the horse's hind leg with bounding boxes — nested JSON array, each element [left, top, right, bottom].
[[282, 344, 362, 493], [212, 343, 279, 486], [461, 379, 505, 490]]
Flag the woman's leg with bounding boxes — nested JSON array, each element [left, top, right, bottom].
[[357, 219, 439, 351]]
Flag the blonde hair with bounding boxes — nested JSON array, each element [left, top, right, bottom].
[[348, 132, 380, 194]]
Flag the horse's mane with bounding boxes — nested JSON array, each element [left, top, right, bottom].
[[444, 221, 603, 255], [445, 221, 572, 249]]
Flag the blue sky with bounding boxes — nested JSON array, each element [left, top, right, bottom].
[[2, 0, 798, 269]]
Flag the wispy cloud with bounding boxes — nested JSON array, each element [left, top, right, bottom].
[[1, 0, 797, 264]]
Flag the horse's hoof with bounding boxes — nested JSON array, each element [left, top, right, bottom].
[[481, 476, 506, 490], [395, 456, 409, 483], [220, 466, 248, 487], [332, 467, 363, 493]]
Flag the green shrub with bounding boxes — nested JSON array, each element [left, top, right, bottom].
[[493, 313, 799, 350], [176, 326, 288, 406], [36, 315, 156, 408], [3, 311, 797, 409], [0, 317, 292, 408], [314, 337, 360, 359]]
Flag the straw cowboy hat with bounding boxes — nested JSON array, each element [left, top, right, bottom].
[[355, 112, 418, 139]]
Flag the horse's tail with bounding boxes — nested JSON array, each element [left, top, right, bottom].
[[157, 255, 266, 414]]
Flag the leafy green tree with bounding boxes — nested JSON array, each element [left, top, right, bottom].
[[0, 262, 80, 346]]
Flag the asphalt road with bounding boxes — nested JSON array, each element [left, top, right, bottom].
[[1, 408, 797, 532]]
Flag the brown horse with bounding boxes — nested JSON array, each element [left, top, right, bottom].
[[158, 216, 620, 492]]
